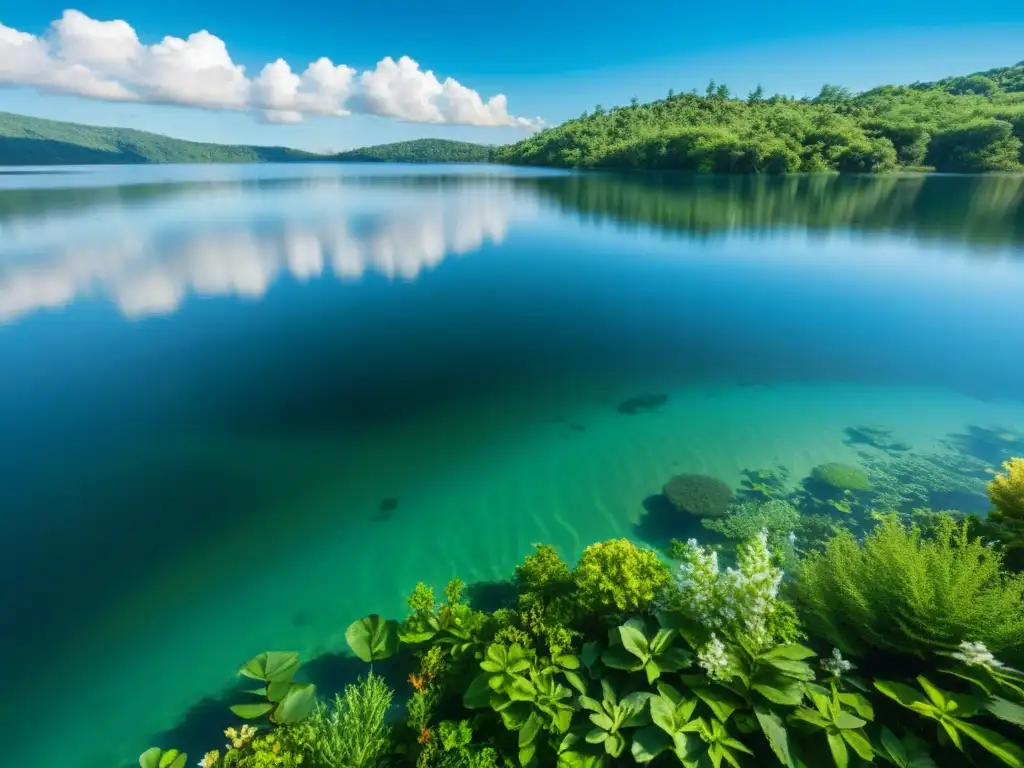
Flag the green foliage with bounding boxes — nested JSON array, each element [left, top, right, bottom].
[[701, 500, 800, 559], [810, 463, 872, 492], [401, 578, 491, 657], [990, 458, 1024, 523], [306, 673, 393, 768], [237, 731, 308, 768], [494, 62, 1024, 173], [876, 676, 1024, 766], [345, 615, 400, 663], [601, 617, 693, 684], [788, 684, 875, 767], [662, 474, 734, 518], [517, 544, 573, 594], [579, 679, 652, 759], [334, 138, 493, 163], [794, 514, 1024, 658], [231, 652, 317, 726], [139, 748, 187, 768], [573, 539, 670, 613], [0, 111, 323, 165]]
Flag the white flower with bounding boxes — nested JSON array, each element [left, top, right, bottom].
[[951, 640, 1004, 669], [821, 648, 854, 678], [698, 634, 730, 680]]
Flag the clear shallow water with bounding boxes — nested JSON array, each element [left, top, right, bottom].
[[2, 166, 1024, 767]]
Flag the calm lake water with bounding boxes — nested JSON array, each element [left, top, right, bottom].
[[3, 165, 1024, 767]]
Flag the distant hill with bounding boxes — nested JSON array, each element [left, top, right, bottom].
[[0, 111, 325, 165], [334, 138, 493, 163], [495, 61, 1024, 173]]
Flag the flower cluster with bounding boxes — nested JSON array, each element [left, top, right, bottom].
[[821, 648, 855, 679], [199, 751, 220, 768], [675, 531, 784, 650], [224, 724, 257, 750], [697, 633, 729, 680], [951, 640, 1005, 669]]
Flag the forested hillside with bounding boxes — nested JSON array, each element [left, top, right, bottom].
[[0, 112, 323, 165], [334, 138, 492, 163], [494, 62, 1024, 173]]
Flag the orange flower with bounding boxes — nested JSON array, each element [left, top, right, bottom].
[[408, 673, 427, 692], [418, 728, 432, 745]]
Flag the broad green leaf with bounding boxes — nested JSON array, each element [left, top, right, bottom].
[[657, 681, 685, 704], [563, 670, 587, 695], [827, 731, 850, 768], [763, 658, 816, 681], [518, 742, 536, 767], [266, 679, 290, 703], [692, 684, 744, 722], [589, 712, 614, 731], [880, 727, 908, 765], [618, 619, 651, 659], [645, 660, 661, 685], [752, 682, 803, 706], [239, 651, 300, 683], [604, 732, 626, 758], [585, 728, 608, 744], [229, 702, 274, 719], [631, 725, 672, 763], [789, 707, 830, 730], [754, 705, 795, 768], [837, 692, 874, 721], [507, 676, 537, 701], [875, 681, 930, 709], [139, 748, 162, 768], [520, 713, 542, 747], [274, 681, 316, 725], [579, 695, 603, 714], [464, 673, 493, 709], [658, 647, 693, 672], [158, 751, 187, 768], [345, 615, 399, 663], [581, 641, 601, 670], [622, 692, 655, 725], [650, 695, 679, 734], [834, 712, 866, 730], [500, 702, 533, 730], [651, 628, 677, 654], [987, 695, 1024, 727], [556, 654, 581, 670], [761, 644, 817, 661], [842, 729, 876, 761], [603, 644, 643, 671], [915, 677, 949, 711], [956, 721, 1024, 768]]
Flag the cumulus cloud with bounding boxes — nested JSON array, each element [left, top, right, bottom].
[[0, 9, 540, 128]]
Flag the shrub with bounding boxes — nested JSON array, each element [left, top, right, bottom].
[[793, 514, 1024, 659], [573, 538, 670, 612], [989, 457, 1024, 523], [662, 474, 734, 518], [306, 673, 393, 768], [810, 463, 872, 492]]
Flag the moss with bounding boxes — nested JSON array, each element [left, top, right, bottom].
[[662, 473, 734, 518], [811, 462, 873, 492]]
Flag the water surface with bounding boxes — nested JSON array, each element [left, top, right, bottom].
[[2, 165, 1024, 767]]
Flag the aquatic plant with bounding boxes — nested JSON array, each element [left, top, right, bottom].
[[510, 544, 581, 655], [139, 747, 187, 768], [700, 499, 800, 560], [667, 531, 801, 652], [788, 683, 875, 767], [346, 615, 399, 663], [810, 463, 872, 492], [793, 514, 1024, 659], [573, 538, 670, 613], [990, 458, 1024, 522], [601, 617, 693, 683], [860, 450, 988, 515], [662, 473, 734, 518], [306, 673, 394, 768], [516, 543, 573, 594], [230, 652, 318, 727]]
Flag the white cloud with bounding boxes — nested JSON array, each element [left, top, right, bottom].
[[0, 10, 540, 128]]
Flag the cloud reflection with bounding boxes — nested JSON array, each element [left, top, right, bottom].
[[0, 178, 529, 322]]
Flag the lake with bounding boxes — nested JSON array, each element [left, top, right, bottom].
[[2, 165, 1024, 767]]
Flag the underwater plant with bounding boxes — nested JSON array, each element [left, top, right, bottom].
[[306, 673, 394, 768], [139, 748, 187, 768], [990, 457, 1024, 523], [794, 513, 1024, 659], [809, 463, 873, 492], [700, 499, 800, 561], [662, 473, 734, 518], [573, 538, 670, 613], [230, 652, 318, 727]]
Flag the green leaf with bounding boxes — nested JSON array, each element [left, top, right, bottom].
[[556, 654, 581, 670], [761, 644, 817, 661], [159, 752, 187, 768], [589, 712, 615, 731], [266, 679, 291, 703], [518, 742, 537, 767], [273, 681, 316, 725], [579, 695, 603, 714], [837, 692, 874, 721], [752, 682, 803, 707], [915, 677, 949, 711], [880, 727, 908, 765], [345, 615, 399, 663], [789, 707, 831, 730], [658, 647, 693, 672], [581, 641, 601, 670], [563, 670, 587, 696], [645, 660, 661, 685], [622, 692, 654, 727], [956, 721, 1024, 768], [604, 731, 626, 758], [875, 681, 930, 709], [603, 644, 643, 671], [834, 712, 866, 730], [987, 695, 1024, 727], [239, 651, 300, 683], [228, 702, 274, 719], [619, 620, 651, 659], [842, 729, 876, 761], [464, 673, 493, 709], [585, 728, 608, 744], [754, 705, 795, 768], [826, 731, 850, 768], [520, 713, 542, 747], [139, 748, 162, 768], [763, 658, 816, 680], [500, 702, 533, 730], [507, 676, 538, 701], [651, 628, 677, 654], [693, 684, 744, 722], [650, 696, 679, 734], [631, 725, 672, 763]]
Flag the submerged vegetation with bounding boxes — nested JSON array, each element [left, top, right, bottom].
[[494, 62, 1024, 173], [145, 454, 1024, 767]]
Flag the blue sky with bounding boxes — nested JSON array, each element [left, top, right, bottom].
[[1, 1, 1023, 152]]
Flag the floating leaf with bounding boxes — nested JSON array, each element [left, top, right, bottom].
[[345, 614, 399, 663]]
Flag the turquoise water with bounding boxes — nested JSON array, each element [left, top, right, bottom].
[[2, 166, 1024, 767]]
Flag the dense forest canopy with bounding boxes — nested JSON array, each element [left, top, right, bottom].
[[494, 62, 1024, 173], [334, 138, 492, 163]]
